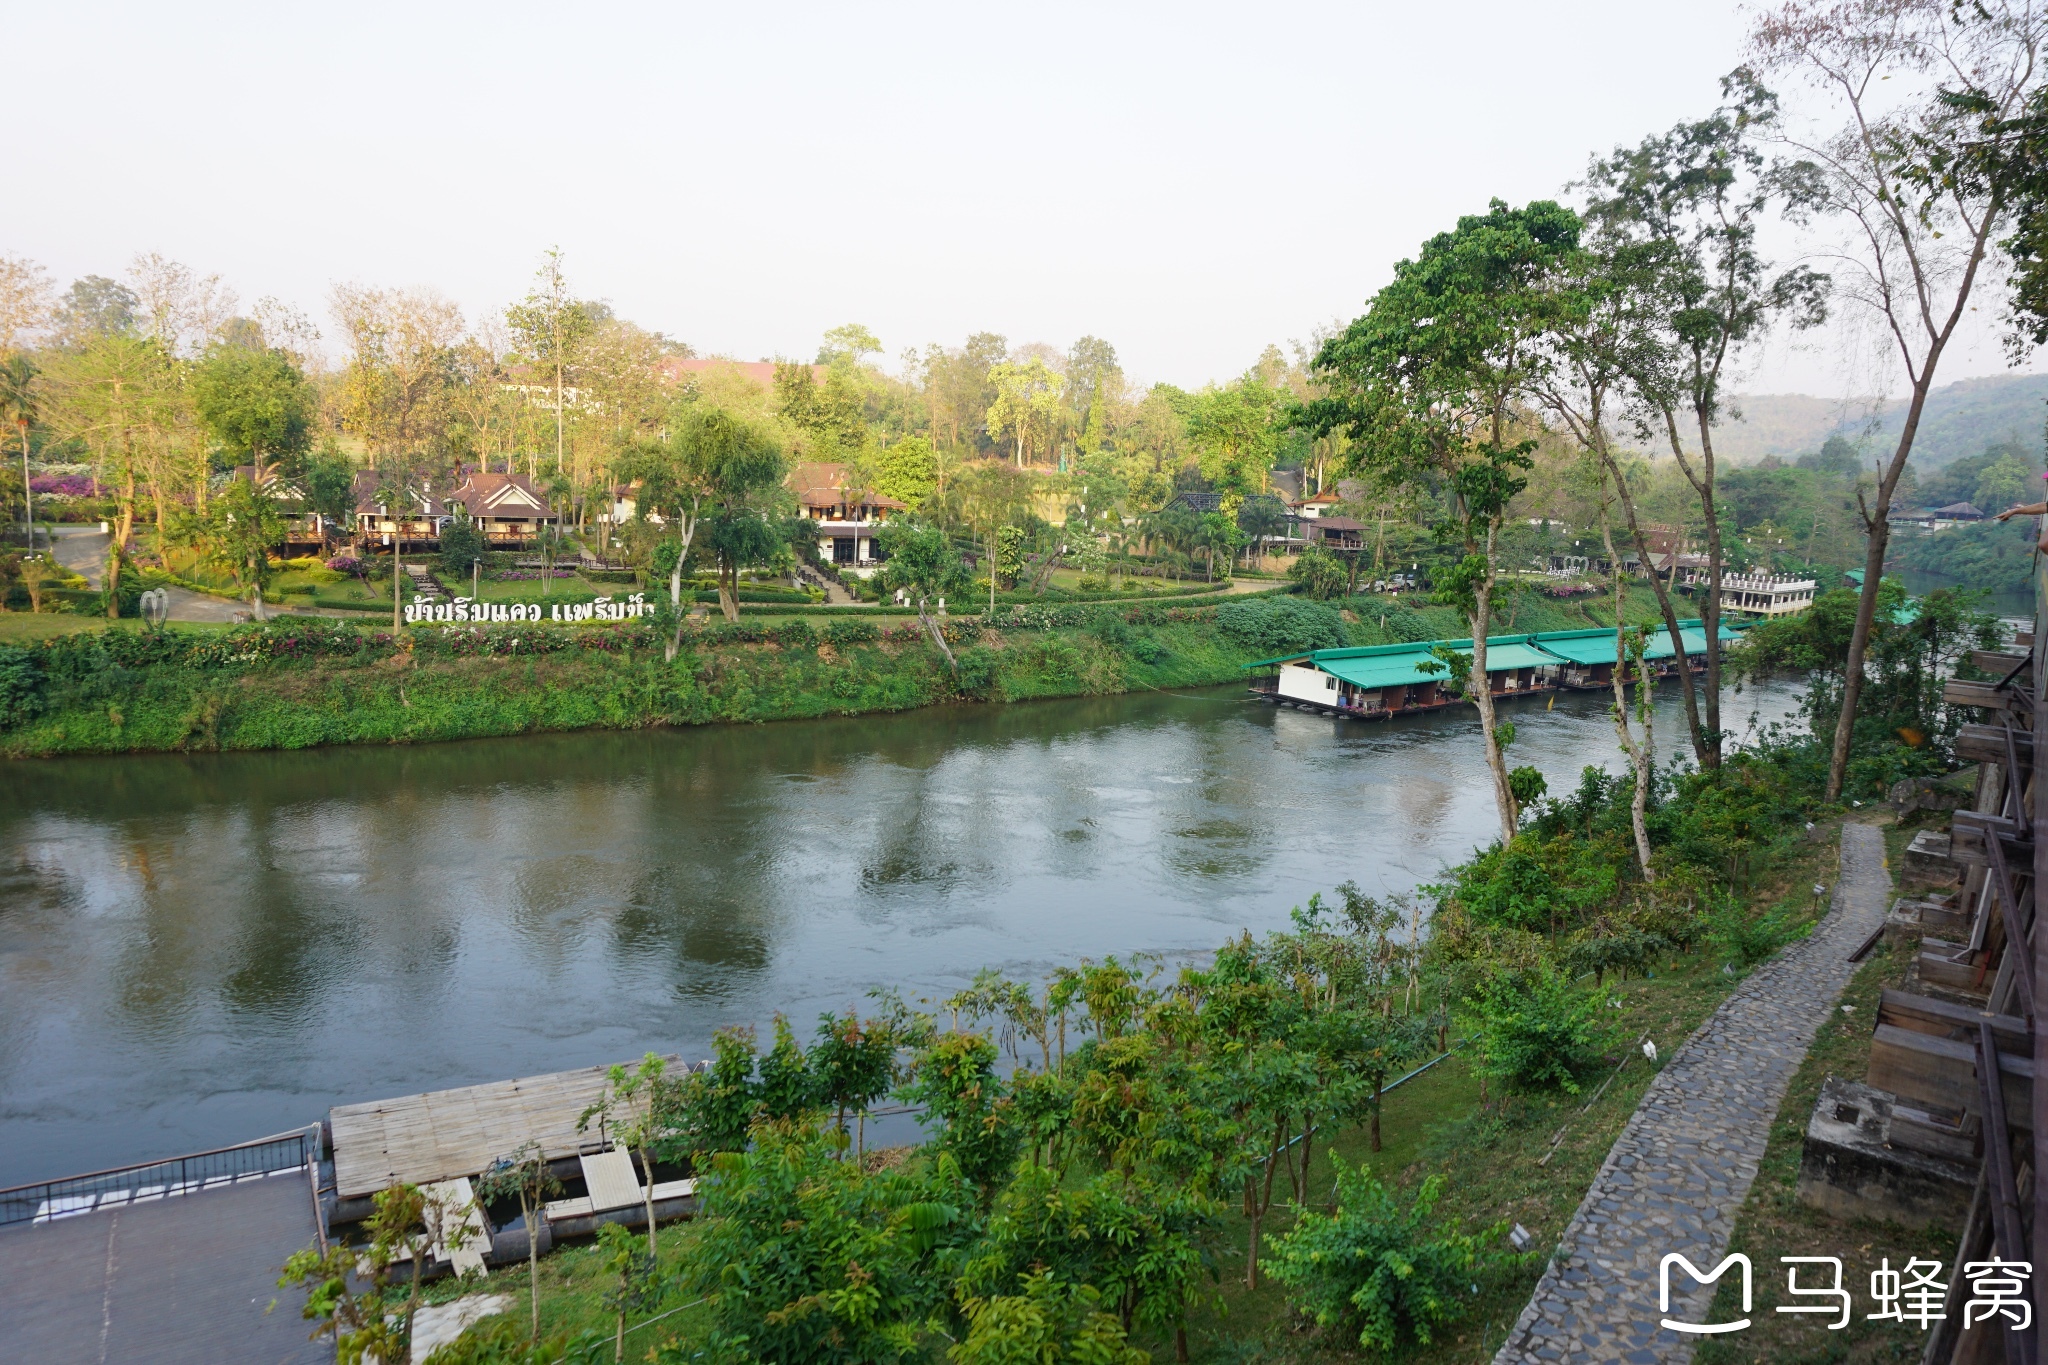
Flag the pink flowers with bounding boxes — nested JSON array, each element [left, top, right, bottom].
[[29, 475, 100, 498]]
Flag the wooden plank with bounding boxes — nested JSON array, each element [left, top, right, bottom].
[[1917, 939, 1988, 991], [1971, 650, 2031, 675], [1877, 989, 2029, 1051], [1867, 1023, 2032, 1127], [329, 1059, 671, 1200], [1944, 679, 2021, 711], [1957, 724, 2035, 765], [579, 1150, 642, 1214]]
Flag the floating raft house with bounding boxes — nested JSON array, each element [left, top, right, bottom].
[[1246, 619, 1748, 719]]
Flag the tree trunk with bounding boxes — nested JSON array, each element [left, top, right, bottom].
[[1600, 513, 1654, 876], [1471, 522, 1518, 842], [919, 602, 957, 668], [1598, 439, 1708, 767], [393, 540, 404, 632], [524, 1190, 541, 1341], [640, 1141, 657, 1260], [717, 556, 738, 624]]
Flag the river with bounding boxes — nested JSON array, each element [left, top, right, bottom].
[[0, 679, 1804, 1187]]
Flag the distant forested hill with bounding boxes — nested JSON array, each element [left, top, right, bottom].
[[1712, 373, 2048, 468]]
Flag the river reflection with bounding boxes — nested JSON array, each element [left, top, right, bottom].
[[0, 680, 1803, 1184]]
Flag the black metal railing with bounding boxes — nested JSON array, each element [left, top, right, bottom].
[[0, 1126, 320, 1229]]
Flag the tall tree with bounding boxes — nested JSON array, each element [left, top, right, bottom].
[[1749, 0, 2046, 800], [985, 358, 1064, 468], [1583, 76, 1828, 768], [192, 346, 316, 480], [688, 407, 786, 623], [504, 248, 593, 482], [0, 255, 53, 354], [44, 335, 179, 613], [1305, 200, 1582, 842], [0, 356, 36, 544]]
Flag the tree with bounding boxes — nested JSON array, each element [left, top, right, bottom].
[[949, 1272, 1148, 1365], [0, 254, 53, 354], [683, 407, 786, 623], [986, 359, 1064, 468], [279, 1181, 475, 1365], [203, 476, 286, 620], [474, 1142, 564, 1343], [1305, 200, 1582, 842], [1180, 378, 1287, 506], [1582, 74, 1828, 769], [1749, 0, 2047, 800], [818, 322, 883, 366], [878, 519, 970, 666], [303, 445, 357, 548], [504, 247, 593, 480], [960, 461, 1034, 612], [438, 507, 486, 581], [52, 275, 139, 348], [581, 1053, 676, 1260], [875, 434, 939, 509], [0, 355, 36, 544], [191, 345, 315, 479]]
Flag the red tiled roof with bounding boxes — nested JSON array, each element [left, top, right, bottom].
[[661, 358, 828, 389]]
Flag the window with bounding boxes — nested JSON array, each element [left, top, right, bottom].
[[1325, 675, 1336, 690]]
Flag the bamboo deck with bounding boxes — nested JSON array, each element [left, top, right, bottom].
[[330, 1060, 662, 1201]]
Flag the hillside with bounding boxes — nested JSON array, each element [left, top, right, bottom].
[[1713, 373, 2048, 468]]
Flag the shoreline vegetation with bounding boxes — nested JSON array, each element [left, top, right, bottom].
[[0, 588, 1676, 759]]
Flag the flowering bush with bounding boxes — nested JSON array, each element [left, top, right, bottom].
[[30, 475, 101, 498], [325, 555, 363, 576]]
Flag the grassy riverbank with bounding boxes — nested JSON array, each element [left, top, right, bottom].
[[0, 591, 1678, 759]]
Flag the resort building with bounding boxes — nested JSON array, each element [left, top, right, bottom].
[[787, 463, 905, 572], [351, 469, 561, 550]]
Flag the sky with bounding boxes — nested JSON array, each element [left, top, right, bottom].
[[10, 0, 2041, 395]]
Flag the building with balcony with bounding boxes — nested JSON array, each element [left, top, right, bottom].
[[788, 463, 904, 572]]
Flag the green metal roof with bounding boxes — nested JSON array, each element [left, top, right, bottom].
[[1244, 620, 1751, 675]]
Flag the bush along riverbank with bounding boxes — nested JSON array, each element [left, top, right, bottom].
[[0, 600, 1284, 757]]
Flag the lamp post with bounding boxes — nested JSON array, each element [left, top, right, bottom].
[[472, 557, 481, 601]]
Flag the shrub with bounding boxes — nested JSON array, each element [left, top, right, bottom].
[[824, 619, 880, 646], [773, 619, 817, 649], [1214, 596, 1349, 657], [1473, 965, 1610, 1094], [0, 644, 46, 730], [1287, 545, 1349, 600], [437, 515, 487, 577], [1708, 901, 1811, 969], [1267, 1165, 1509, 1355]]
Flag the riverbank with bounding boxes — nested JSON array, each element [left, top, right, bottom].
[[0, 590, 1679, 758]]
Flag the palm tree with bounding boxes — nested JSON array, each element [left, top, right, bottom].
[[0, 355, 38, 547]]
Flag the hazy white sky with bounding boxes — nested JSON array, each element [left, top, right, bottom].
[[11, 0, 2039, 394]]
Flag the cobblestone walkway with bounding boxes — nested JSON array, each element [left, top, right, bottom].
[[1492, 821, 1892, 1365]]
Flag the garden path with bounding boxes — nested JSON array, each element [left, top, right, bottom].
[[1492, 819, 1891, 1365]]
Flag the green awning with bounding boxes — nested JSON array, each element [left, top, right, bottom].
[[1531, 628, 1620, 666]]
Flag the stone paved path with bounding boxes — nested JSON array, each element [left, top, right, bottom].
[[1493, 821, 1892, 1365]]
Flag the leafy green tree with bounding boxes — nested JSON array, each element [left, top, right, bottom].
[[875, 434, 938, 509], [0, 355, 36, 544], [438, 507, 487, 580], [191, 345, 315, 477], [580, 1052, 677, 1257], [664, 1025, 762, 1163], [594, 1221, 665, 1363], [1267, 1166, 1509, 1356], [985, 359, 1064, 468], [672, 406, 785, 623], [810, 1008, 899, 1155], [1304, 199, 1582, 840], [677, 1122, 972, 1364], [1582, 77, 1827, 770], [877, 519, 970, 666], [949, 1272, 1147, 1365], [901, 1031, 1021, 1198], [475, 1141, 565, 1342], [1179, 377, 1287, 505], [1286, 545, 1347, 600], [280, 1181, 477, 1365], [303, 445, 358, 548], [1472, 964, 1610, 1094], [203, 475, 286, 619]]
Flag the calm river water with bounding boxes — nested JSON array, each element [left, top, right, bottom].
[[0, 679, 1803, 1186]]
